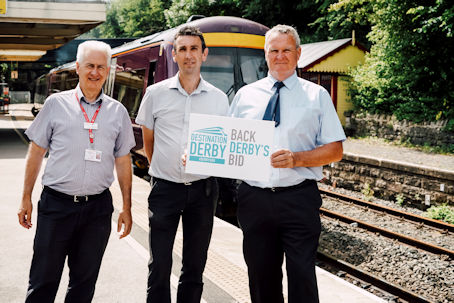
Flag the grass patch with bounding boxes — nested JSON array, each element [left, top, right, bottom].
[[425, 204, 454, 224]]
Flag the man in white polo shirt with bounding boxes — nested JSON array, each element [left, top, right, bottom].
[[136, 26, 229, 303]]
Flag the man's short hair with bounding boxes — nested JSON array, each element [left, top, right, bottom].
[[265, 25, 300, 50], [76, 40, 112, 66], [174, 25, 207, 51]]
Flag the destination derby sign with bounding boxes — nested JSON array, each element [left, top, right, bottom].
[[185, 113, 275, 181]]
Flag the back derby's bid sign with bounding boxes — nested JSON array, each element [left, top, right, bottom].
[[185, 113, 274, 181]]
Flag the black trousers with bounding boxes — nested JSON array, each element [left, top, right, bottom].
[[147, 178, 214, 303], [237, 180, 322, 303], [25, 188, 113, 303]]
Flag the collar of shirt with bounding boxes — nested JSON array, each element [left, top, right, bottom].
[[169, 72, 209, 96], [267, 71, 298, 92], [75, 83, 104, 105]]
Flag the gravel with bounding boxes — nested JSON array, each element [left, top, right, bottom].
[[318, 182, 427, 217], [321, 197, 454, 250], [319, 217, 454, 303]]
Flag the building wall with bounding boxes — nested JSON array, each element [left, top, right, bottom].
[[323, 153, 454, 208], [336, 75, 352, 125], [346, 112, 454, 147], [308, 45, 365, 73], [303, 44, 365, 126]]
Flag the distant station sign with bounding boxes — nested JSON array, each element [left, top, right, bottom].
[[0, 0, 6, 15]]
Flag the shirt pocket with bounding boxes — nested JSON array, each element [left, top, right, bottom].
[[286, 106, 321, 146]]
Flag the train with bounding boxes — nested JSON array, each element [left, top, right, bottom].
[[33, 16, 269, 177]]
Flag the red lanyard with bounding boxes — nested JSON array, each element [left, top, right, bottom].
[[75, 92, 102, 144]]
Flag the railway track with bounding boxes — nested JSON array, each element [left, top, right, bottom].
[[319, 188, 454, 258], [320, 188, 454, 233], [318, 188, 453, 303], [317, 251, 435, 303]]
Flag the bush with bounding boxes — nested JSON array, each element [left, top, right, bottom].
[[425, 204, 454, 224]]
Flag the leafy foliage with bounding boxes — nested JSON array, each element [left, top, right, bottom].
[[83, 0, 167, 38], [338, 0, 454, 130], [425, 204, 454, 224], [310, 0, 372, 46]]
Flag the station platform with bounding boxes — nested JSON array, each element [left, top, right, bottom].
[[1, 106, 386, 302]]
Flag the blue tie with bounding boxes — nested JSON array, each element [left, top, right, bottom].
[[263, 81, 285, 127]]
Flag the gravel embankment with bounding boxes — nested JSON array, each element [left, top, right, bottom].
[[321, 197, 454, 250], [319, 219, 454, 303]]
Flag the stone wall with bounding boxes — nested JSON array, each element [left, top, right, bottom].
[[345, 112, 454, 146], [323, 153, 454, 209]]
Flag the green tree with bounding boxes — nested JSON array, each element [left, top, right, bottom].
[[164, 0, 209, 28], [242, 0, 337, 43], [164, 0, 245, 28], [84, 0, 167, 38], [331, 0, 454, 129], [309, 0, 372, 45]]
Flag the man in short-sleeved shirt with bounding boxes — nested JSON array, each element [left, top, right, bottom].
[[229, 25, 346, 303], [18, 41, 135, 303], [135, 26, 228, 303]]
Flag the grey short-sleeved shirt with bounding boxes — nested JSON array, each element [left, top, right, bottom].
[[135, 73, 229, 183], [25, 84, 136, 195]]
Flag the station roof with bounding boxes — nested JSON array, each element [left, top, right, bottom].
[[0, 0, 106, 61], [298, 38, 367, 73]]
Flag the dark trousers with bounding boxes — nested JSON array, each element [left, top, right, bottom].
[[147, 178, 214, 303], [25, 188, 113, 303], [237, 180, 322, 303]]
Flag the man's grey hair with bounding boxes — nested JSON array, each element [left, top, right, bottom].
[[76, 40, 112, 66], [265, 25, 300, 50]]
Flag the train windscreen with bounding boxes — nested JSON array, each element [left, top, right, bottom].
[[201, 47, 267, 103], [112, 68, 146, 118]]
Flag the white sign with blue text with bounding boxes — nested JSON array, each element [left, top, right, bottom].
[[185, 113, 275, 181]]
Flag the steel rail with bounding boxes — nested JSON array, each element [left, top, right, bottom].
[[320, 188, 454, 233], [317, 251, 435, 303], [320, 208, 454, 258]]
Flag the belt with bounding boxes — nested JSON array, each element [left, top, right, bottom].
[[153, 177, 208, 186], [262, 179, 315, 192], [43, 186, 109, 203]]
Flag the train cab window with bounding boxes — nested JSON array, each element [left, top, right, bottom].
[[201, 47, 266, 103], [113, 68, 145, 118], [60, 70, 79, 91], [238, 48, 268, 86], [201, 48, 235, 101], [34, 75, 48, 104]]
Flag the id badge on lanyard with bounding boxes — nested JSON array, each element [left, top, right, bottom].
[[76, 92, 103, 162]]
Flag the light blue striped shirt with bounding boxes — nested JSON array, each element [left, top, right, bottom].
[[25, 84, 136, 195], [228, 72, 346, 188]]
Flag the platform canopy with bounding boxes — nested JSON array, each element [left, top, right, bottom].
[[0, 0, 106, 61]]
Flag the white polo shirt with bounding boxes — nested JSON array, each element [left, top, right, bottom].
[[136, 73, 229, 183]]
